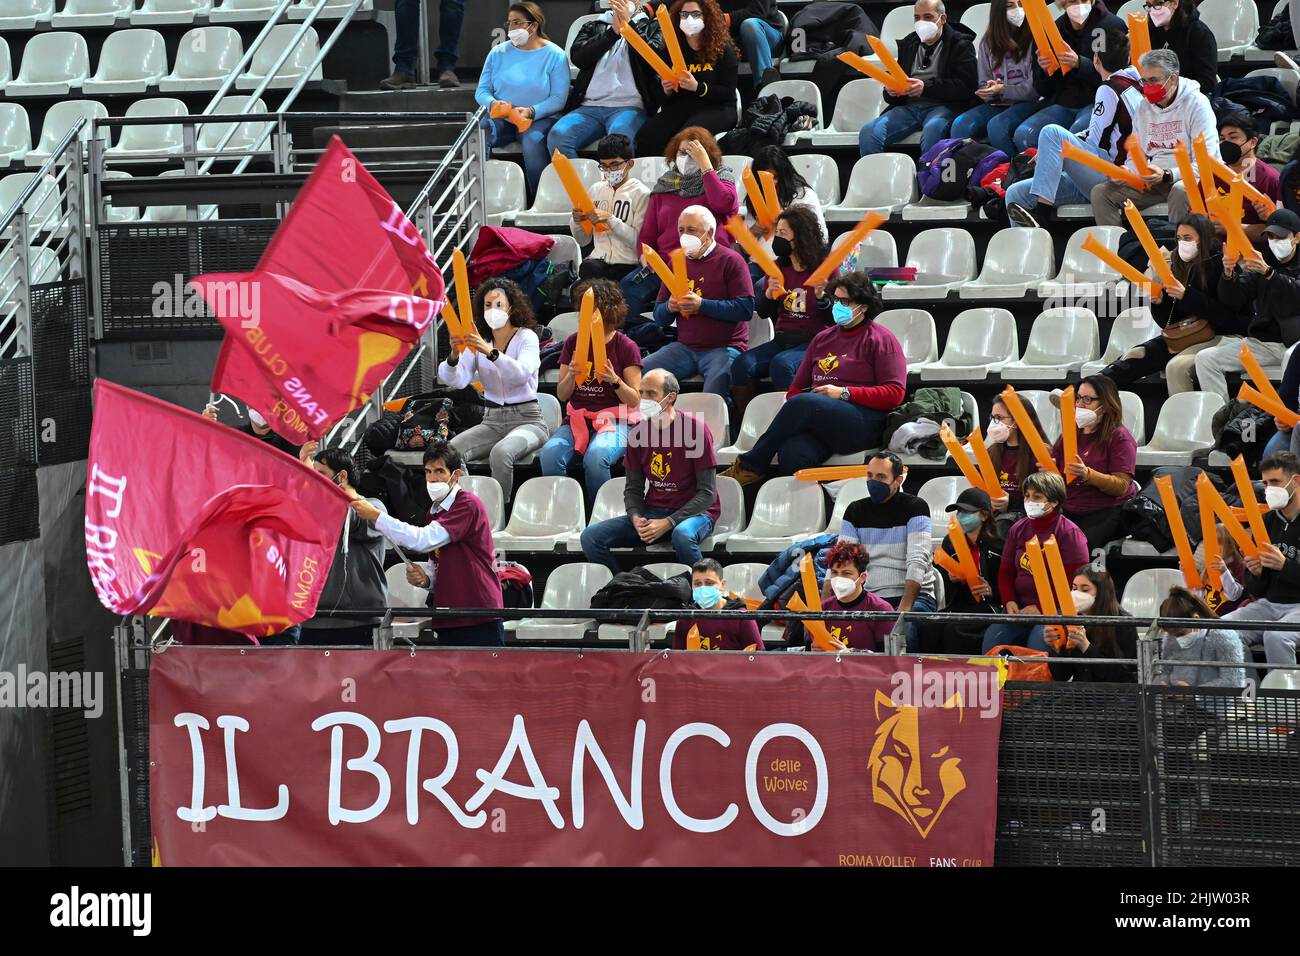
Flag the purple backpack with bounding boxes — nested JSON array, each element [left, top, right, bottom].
[[917, 137, 1009, 201]]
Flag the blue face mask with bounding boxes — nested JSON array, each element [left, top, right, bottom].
[[832, 302, 857, 326], [957, 511, 982, 532], [693, 585, 722, 608], [867, 479, 893, 503]]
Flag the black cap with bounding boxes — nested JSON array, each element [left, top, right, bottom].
[[946, 487, 992, 514], [1264, 208, 1300, 238]]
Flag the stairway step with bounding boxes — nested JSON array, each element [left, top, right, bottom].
[[313, 121, 466, 151], [340, 86, 479, 115]]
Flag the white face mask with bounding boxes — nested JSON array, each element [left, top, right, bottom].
[[914, 19, 940, 42], [1174, 630, 1202, 649], [1265, 481, 1293, 511], [1024, 500, 1050, 519], [676, 154, 697, 175], [507, 27, 531, 47], [986, 421, 1011, 444], [484, 306, 510, 330], [1270, 237, 1294, 261], [1148, 4, 1173, 26], [678, 232, 704, 257], [1006, 7, 1026, 27], [639, 397, 664, 420], [1071, 590, 1095, 613], [1066, 3, 1091, 24], [426, 481, 452, 505], [248, 408, 267, 428], [680, 14, 705, 36], [603, 168, 626, 187], [1075, 407, 1098, 429], [830, 576, 860, 601], [1177, 239, 1199, 262]]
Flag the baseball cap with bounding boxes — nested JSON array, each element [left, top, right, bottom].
[[1263, 208, 1300, 237], [946, 487, 992, 514]]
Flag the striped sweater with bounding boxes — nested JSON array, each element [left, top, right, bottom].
[[839, 492, 936, 602]]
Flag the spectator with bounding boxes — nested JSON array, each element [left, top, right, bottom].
[[568, 134, 651, 283], [475, 2, 570, 197], [643, 205, 754, 401], [635, 0, 741, 156], [1050, 374, 1137, 550], [300, 447, 389, 647], [1196, 208, 1300, 400], [836, 451, 939, 648], [202, 401, 301, 456], [1155, 587, 1248, 688], [580, 369, 720, 569], [1142, 0, 1218, 93], [730, 205, 831, 415], [784, 540, 895, 651], [1046, 566, 1137, 682], [1089, 48, 1219, 226], [1015, 0, 1125, 152], [437, 278, 549, 499], [549, 0, 664, 158], [859, 0, 978, 157], [719, 0, 785, 91], [349, 442, 504, 647], [721, 272, 904, 481], [1222, 451, 1300, 666], [1195, 524, 1252, 617], [1005, 29, 1140, 226], [540, 278, 643, 496], [743, 145, 829, 251], [986, 393, 1049, 514], [1101, 214, 1231, 394], [950, 0, 1042, 159], [622, 126, 739, 317], [983, 470, 1089, 652], [917, 488, 1004, 655], [1169, 114, 1280, 242], [384, 0, 464, 89], [671, 558, 764, 649], [1262, 344, 1300, 459]]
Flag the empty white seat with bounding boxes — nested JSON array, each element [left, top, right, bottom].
[[495, 476, 586, 552], [918, 475, 973, 542], [235, 25, 322, 89], [1082, 306, 1160, 376], [811, 78, 884, 147], [756, 79, 823, 141], [826, 153, 916, 221], [198, 95, 270, 153], [1199, 0, 1258, 53], [27, 100, 110, 167], [485, 159, 525, 225], [822, 477, 869, 532], [725, 476, 826, 552], [105, 98, 188, 159], [52, 0, 131, 26], [1120, 568, 1186, 618], [1001, 307, 1099, 381], [1261, 668, 1300, 691], [596, 561, 688, 643], [875, 308, 937, 372], [459, 474, 504, 533], [748, 314, 774, 349], [1016, 389, 1062, 442], [790, 153, 840, 207], [84, 29, 168, 94], [511, 563, 612, 642], [717, 391, 784, 465], [209, 0, 278, 19], [960, 2, 990, 45], [875, 6, 915, 51], [1119, 390, 1146, 445], [961, 227, 1055, 298], [675, 392, 729, 453], [97, 168, 141, 223], [515, 158, 601, 227], [919, 307, 1018, 381], [132, 0, 212, 23], [1039, 225, 1126, 298], [722, 562, 768, 601], [0, 172, 61, 233], [1136, 391, 1224, 466], [882, 228, 977, 300], [834, 227, 898, 270], [0, 0, 54, 28], [142, 168, 217, 221], [541, 310, 579, 383], [287, 0, 372, 18], [546, 234, 582, 274], [632, 155, 667, 189], [8, 32, 90, 96], [0, 104, 31, 169], [160, 27, 243, 91], [0, 38, 9, 86], [385, 564, 428, 642]]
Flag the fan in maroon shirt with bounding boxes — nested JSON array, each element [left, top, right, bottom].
[[671, 559, 763, 651], [783, 541, 895, 651]]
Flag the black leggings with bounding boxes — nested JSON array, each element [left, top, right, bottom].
[[1099, 334, 1174, 390], [635, 101, 739, 157]]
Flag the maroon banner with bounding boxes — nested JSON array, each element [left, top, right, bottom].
[[149, 649, 1004, 866], [86, 380, 352, 637]]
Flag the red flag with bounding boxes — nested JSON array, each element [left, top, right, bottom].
[[207, 135, 445, 444], [85, 379, 352, 638]]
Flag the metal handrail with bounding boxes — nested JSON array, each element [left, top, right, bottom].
[[0, 118, 86, 230]]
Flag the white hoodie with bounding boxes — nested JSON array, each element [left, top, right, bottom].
[[1127, 77, 1220, 182]]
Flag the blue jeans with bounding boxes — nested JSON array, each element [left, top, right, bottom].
[[548, 106, 647, 159], [739, 18, 783, 89], [859, 103, 956, 157], [981, 620, 1049, 653], [1264, 429, 1292, 458], [620, 264, 661, 320], [580, 508, 716, 572], [1013, 102, 1091, 153], [730, 339, 808, 389], [949, 100, 1040, 159], [739, 393, 887, 475], [393, 0, 464, 74], [539, 422, 628, 497], [484, 115, 558, 198], [643, 341, 741, 399], [1004, 124, 1111, 214]]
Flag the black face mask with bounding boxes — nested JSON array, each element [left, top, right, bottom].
[[1219, 140, 1243, 165], [771, 235, 793, 259]]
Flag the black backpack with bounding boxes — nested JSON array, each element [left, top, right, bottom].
[[1255, 4, 1295, 50], [1214, 399, 1277, 468]]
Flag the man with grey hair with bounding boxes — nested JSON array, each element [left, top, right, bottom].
[[1089, 47, 1219, 225], [579, 367, 721, 571], [642, 204, 754, 402]]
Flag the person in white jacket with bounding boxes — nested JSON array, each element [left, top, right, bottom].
[[1090, 48, 1219, 226], [570, 133, 650, 283]]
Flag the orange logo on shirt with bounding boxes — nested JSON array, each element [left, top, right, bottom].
[[650, 451, 671, 481], [817, 352, 840, 374]]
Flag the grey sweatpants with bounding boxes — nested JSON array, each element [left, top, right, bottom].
[[450, 401, 549, 499]]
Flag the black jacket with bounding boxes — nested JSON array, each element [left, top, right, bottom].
[[1219, 247, 1300, 345], [883, 20, 979, 112], [1152, 251, 1238, 335], [1149, 6, 1219, 95], [303, 504, 389, 629], [565, 14, 667, 114], [718, 0, 783, 36], [1048, 623, 1138, 683], [1245, 508, 1300, 605], [1033, 1, 1126, 108]]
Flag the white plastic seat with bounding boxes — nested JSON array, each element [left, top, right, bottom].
[[1016, 390, 1061, 442], [52, 0, 131, 26], [1135, 391, 1224, 465], [160, 27, 243, 91], [198, 95, 270, 154], [875, 309, 937, 372], [725, 476, 826, 552], [1261, 669, 1300, 691], [918, 475, 973, 542], [97, 169, 140, 223], [596, 561, 688, 643], [756, 79, 823, 141], [0, 173, 61, 234], [26, 100, 110, 167], [84, 29, 169, 94], [287, 0, 371, 18], [0, 38, 8, 86], [826, 153, 916, 221], [875, 6, 915, 52], [1119, 390, 1146, 445], [1199, 0, 1258, 54], [960, 2, 990, 46], [1000, 307, 1099, 381], [723, 562, 768, 601], [0, 246, 60, 304], [919, 307, 1018, 381], [1120, 568, 1186, 618], [882, 228, 977, 301], [142, 168, 217, 221], [8, 32, 90, 96], [546, 234, 582, 274], [960, 227, 1055, 298], [210, 0, 278, 19], [0, 0, 54, 28], [717, 391, 784, 465], [811, 79, 884, 147], [1082, 306, 1159, 376], [235, 25, 322, 89], [823, 477, 869, 533], [833, 227, 898, 269], [675, 392, 729, 453], [515, 158, 601, 227], [564, 13, 603, 78], [485, 159, 525, 225], [459, 474, 504, 533], [1039, 226, 1126, 298], [385, 564, 428, 642], [541, 310, 579, 383], [573, 475, 744, 553], [494, 476, 586, 552], [509, 392, 561, 466], [105, 98, 188, 159], [790, 153, 840, 207], [749, 314, 774, 349], [902, 193, 974, 221], [511, 562, 612, 642], [1246, 67, 1300, 103], [633, 155, 667, 189], [133, 0, 212, 23], [0, 104, 31, 169]]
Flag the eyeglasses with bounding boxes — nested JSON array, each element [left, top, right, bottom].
[[990, 413, 1014, 425], [1076, 393, 1101, 407], [1142, 0, 1170, 7], [505, 18, 532, 28], [598, 160, 628, 170]]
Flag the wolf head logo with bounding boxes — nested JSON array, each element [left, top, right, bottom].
[[867, 689, 966, 838], [650, 451, 671, 481], [817, 352, 840, 374]]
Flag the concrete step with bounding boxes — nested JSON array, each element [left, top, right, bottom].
[[340, 86, 479, 115]]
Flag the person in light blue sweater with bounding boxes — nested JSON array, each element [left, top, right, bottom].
[[475, 1, 571, 198]]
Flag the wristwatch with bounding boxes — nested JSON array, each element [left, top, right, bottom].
[[488, 348, 501, 362], [839, 387, 850, 401]]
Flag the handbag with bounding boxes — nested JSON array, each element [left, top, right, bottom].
[[1161, 316, 1214, 353]]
